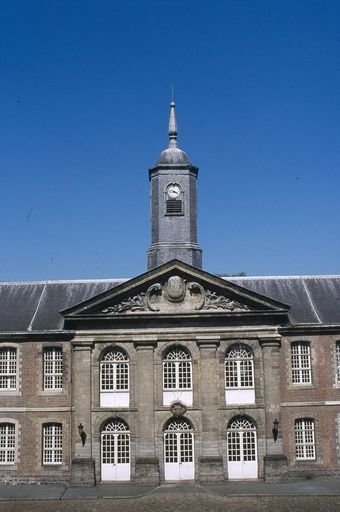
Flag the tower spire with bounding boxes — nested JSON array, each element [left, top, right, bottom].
[[168, 100, 177, 148]]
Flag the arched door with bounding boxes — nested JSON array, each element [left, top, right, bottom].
[[101, 419, 130, 481], [164, 418, 194, 481], [227, 416, 257, 480]]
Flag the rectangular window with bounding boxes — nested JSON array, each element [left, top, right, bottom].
[[0, 423, 15, 464], [43, 424, 62, 465], [295, 418, 315, 460], [0, 348, 17, 390], [43, 348, 63, 390], [291, 342, 311, 384], [336, 342, 340, 383]]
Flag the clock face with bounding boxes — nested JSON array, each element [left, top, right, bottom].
[[167, 184, 181, 199]]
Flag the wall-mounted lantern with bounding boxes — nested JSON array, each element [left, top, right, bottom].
[[272, 418, 279, 442]]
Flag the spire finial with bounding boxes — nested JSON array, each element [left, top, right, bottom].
[[168, 89, 177, 148]]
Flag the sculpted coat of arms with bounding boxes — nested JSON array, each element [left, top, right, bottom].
[[102, 276, 251, 315]]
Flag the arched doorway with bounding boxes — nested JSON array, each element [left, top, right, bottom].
[[164, 417, 194, 481], [227, 415, 257, 480], [101, 419, 130, 481]]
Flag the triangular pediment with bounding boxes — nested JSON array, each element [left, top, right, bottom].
[[61, 260, 289, 324]]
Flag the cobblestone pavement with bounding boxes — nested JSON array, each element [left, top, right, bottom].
[[1, 495, 340, 512]]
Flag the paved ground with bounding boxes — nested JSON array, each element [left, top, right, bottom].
[[1, 477, 340, 500], [1, 478, 340, 511], [1, 495, 340, 512]]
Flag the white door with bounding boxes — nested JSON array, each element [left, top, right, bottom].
[[227, 417, 257, 480], [101, 421, 130, 481], [164, 419, 194, 481]]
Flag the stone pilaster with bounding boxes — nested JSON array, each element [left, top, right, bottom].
[[260, 335, 288, 481], [196, 337, 224, 482], [133, 337, 159, 484], [71, 341, 95, 485]]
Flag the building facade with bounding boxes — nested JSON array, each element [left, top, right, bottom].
[[0, 102, 340, 485]]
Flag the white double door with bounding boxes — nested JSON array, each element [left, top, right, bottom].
[[101, 432, 130, 481], [164, 431, 194, 481], [227, 429, 257, 479]]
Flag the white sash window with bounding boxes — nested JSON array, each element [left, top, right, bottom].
[[100, 348, 129, 407], [291, 342, 311, 384], [0, 423, 16, 464], [225, 344, 254, 404], [43, 423, 62, 465], [0, 348, 17, 390], [43, 347, 63, 390], [163, 347, 192, 406], [295, 418, 315, 460], [336, 342, 340, 383]]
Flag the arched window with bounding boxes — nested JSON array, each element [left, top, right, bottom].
[[227, 415, 257, 479], [163, 346, 192, 406], [164, 417, 194, 480], [295, 418, 315, 460], [0, 423, 16, 464], [100, 348, 129, 408], [291, 341, 311, 384], [42, 423, 62, 465], [0, 347, 17, 390], [101, 419, 130, 481], [225, 344, 254, 404]]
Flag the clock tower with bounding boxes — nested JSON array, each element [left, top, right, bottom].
[[147, 101, 202, 270]]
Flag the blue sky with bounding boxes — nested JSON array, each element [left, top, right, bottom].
[[1, 0, 339, 280]]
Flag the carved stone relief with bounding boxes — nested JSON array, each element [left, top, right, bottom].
[[102, 275, 251, 315]]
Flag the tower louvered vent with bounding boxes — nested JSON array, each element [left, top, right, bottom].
[[166, 199, 183, 215]]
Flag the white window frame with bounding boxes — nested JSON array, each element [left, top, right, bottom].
[[0, 423, 16, 465], [100, 348, 129, 408], [163, 347, 192, 391], [225, 344, 255, 405], [0, 347, 17, 391], [43, 347, 63, 390], [295, 418, 316, 460], [43, 423, 62, 465], [291, 341, 312, 384], [336, 342, 340, 384], [100, 349, 129, 392]]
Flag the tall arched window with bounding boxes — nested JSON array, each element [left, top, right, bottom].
[[164, 417, 194, 481], [225, 344, 254, 404], [227, 415, 257, 479], [100, 348, 129, 408], [101, 419, 130, 481], [163, 346, 192, 406], [0, 423, 16, 464]]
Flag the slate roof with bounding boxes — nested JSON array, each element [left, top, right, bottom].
[[0, 275, 339, 332]]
